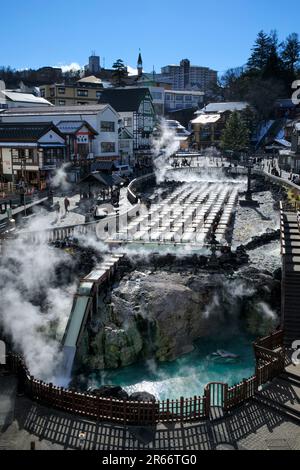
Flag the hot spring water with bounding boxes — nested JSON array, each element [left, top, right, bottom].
[[85, 331, 255, 401]]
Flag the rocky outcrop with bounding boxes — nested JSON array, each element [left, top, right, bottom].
[[129, 391, 156, 402], [90, 385, 129, 400], [75, 266, 281, 372]]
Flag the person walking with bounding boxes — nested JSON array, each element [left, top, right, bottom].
[[64, 197, 70, 214]]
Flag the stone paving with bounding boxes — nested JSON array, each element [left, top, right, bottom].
[[16, 187, 130, 234], [0, 376, 300, 451]]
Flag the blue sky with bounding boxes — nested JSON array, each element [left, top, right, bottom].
[[1, 0, 299, 74]]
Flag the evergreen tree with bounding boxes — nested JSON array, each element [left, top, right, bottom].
[[281, 33, 300, 74], [247, 31, 273, 72], [263, 30, 283, 78], [221, 111, 250, 153], [112, 59, 128, 87]]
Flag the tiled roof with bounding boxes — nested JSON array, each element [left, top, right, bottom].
[[56, 120, 98, 135], [98, 88, 152, 112], [0, 122, 60, 142], [2, 104, 110, 116], [91, 161, 118, 172]]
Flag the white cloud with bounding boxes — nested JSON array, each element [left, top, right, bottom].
[[127, 65, 138, 76], [54, 62, 82, 73]]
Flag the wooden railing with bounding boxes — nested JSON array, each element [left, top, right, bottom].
[[17, 220, 99, 243], [5, 330, 285, 425]]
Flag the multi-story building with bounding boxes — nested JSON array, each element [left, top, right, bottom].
[[161, 59, 217, 92], [278, 120, 300, 172], [191, 102, 249, 149], [39, 76, 104, 106], [0, 122, 66, 189], [0, 80, 52, 109], [0, 104, 120, 169], [165, 90, 204, 112], [124, 84, 165, 116], [85, 54, 101, 74], [98, 88, 155, 167]]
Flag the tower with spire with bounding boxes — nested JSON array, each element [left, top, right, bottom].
[[137, 49, 143, 77]]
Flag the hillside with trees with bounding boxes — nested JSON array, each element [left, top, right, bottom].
[[210, 30, 300, 119]]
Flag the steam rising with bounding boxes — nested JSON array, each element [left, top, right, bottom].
[[152, 119, 180, 184], [50, 163, 71, 192], [0, 230, 76, 380]]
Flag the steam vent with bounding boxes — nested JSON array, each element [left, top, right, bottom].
[[1, 69, 300, 453]]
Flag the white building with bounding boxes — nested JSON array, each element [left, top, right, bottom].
[[0, 104, 120, 161], [165, 90, 205, 112], [0, 80, 52, 109]]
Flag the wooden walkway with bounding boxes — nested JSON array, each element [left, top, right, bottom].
[[280, 203, 300, 347]]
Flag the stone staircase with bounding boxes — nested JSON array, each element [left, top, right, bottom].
[[280, 209, 300, 347], [252, 369, 300, 423]]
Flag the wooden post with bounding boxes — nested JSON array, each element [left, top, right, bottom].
[[204, 386, 210, 419], [180, 397, 184, 421], [223, 384, 228, 411]]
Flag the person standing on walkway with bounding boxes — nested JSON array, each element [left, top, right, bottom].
[[53, 201, 60, 222], [64, 197, 70, 214]]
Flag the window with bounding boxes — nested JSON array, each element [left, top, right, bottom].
[[40, 89, 45, 97], [58, 87, 65, 94], [124, 117, 132, 127], [12, 148, 36, 165], [43, 148, 64, 166], [96, 91, 102, 98], [77, 101, 88, 105], [144, 101, 152, 113], [176, 95, 183, 101], [119, 140, 130, 149], [101, 142, 115, 153], [152, 92, 163, 100], [58, 100, 66, 106], [101, 121, 115, 132], [165, 94, 171, 101], [50, 88, 55, 97], [77, 89, 88, 97], [184, 95, 192, 102]]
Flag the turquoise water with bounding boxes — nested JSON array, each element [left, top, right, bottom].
[[86, 331, 255, 401]]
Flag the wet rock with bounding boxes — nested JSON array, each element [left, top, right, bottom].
[[91, 385, 129, 400], [129, 391, 156, 402], [273, 267, 282, 281], [76, 259, 281, 371]]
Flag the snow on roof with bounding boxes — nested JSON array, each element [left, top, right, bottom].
[[274, 138, 292, 148], [2, 91, 52, 105], [202, 102, 249, 113], [3, 104, 110, 116], [191, 114, 221, 125], [77, 75, 103, 84]]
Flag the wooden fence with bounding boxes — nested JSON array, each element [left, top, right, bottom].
[[5, 330, 285, 425]]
